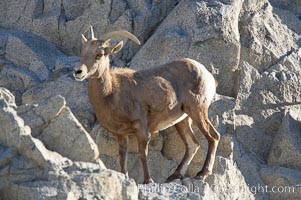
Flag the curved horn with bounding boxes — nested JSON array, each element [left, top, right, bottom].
[[102, 31, 141, 45], [90, 25, 96, 40], [82, 34, 87, 43]]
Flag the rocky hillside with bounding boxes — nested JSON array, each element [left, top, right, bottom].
[[0, 0, 300, 199]]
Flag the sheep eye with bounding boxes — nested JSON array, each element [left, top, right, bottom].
[[95, 54, 102, 60]]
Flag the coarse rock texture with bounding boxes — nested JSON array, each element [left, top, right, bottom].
[[260, 167, 301, 200], [17, 95, 99, 163], [0, 29, 64, 104], [268, 110, 301, 170], [0, 88, 137, 200], [138, 156, 254, 200], [0, 0, 301, 199], [22, 76, 95, 131], [0, 0, 180, 61]]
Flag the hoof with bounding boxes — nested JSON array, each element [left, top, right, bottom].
[[166, 174, 184, 183], [193, 175, 206, 181], [194, 171, 210, 181], [124, 172, 129, 179], [143, 178, 154, 184], [194, 169, 212, 181]]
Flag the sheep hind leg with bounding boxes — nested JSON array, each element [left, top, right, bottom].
[[166, 117, 200, 182], [193, 111, 220, 181]]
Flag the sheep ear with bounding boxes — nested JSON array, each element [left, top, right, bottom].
[[110, 41, 123, 54]]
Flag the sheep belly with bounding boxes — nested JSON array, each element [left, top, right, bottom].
[[149, 113, 188, 133]]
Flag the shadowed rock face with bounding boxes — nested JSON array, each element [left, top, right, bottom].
[[0, 0, 301, 199]]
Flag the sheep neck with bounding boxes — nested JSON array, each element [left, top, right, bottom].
[[88, 64, 113, 98], [87, 65, 113, 128]]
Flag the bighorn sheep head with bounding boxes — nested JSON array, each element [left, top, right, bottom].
[[74, 26, 140, 81]]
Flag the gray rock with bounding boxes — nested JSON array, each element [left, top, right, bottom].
[[2, 183, 59, 200], [0, 92, 70, 169], [235, 114, 273, 160], [54, 55, 79, 72], [34, 95, 66, 122], [260, 167, 301, 200], [235, 62, 261, 109], [270, 48, 301, 72], [0, 146, 17, 167], [235, 154, 269, 200], [258, 70, 301, 103], [32, 9, 62, 48], [268, 109, 301, 170], [1, 160, 137, 200], [22, 76, 95, 130], [92, 126, 119, 156], [269, 0, 301, 16], [18, 95, 99, 163], [0, 65, 39, 104], [7, 154, 44, 184], [39, 102, 99, 163], [138, 182, 201, 200], [0, 152, 44, 190], [0, 29, 66, 104], [28, 61, 50, 82], [6, 36, 41, 67], [272, 8, 301, 38], [0, 0, 36, 32], [205, 156, 255, 200], [2, 29, 64, 69], [189, 179, 218, 200], [138, 156, 256, 200], [17, 95, 65, 137], [237, 62, 301, 136], [217, 134, 234, 159], [239, 0, 299, 73], [17, 105, 45, 137], [0, 0, 180, 63]]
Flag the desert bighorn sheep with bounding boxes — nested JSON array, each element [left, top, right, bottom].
[[74, 26, 220, 184]]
